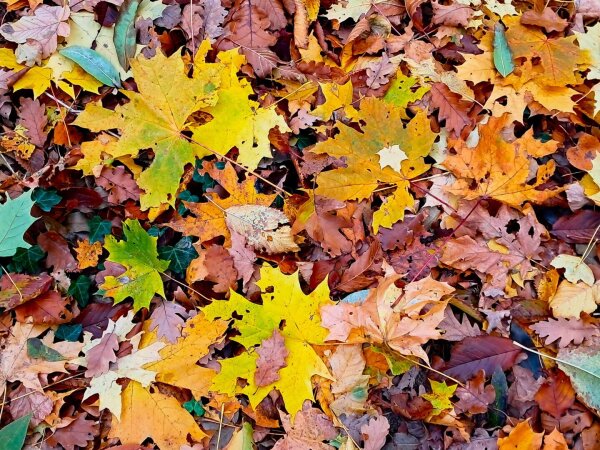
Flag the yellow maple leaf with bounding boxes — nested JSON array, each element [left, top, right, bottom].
[[422, 380, 457, 416], [309, 97, 436, 232], [443, 114, 561, 206], [142, 313, 228, 398], [74, 47, 222, 210], [203, 265, 333, 417], [110, 381, 206, 447], [190, 50, 290, 170]]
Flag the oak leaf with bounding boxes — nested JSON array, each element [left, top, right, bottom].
[[255, 330, 289, 387], [454, 370, 495, 414], [273, 404, 338, 450], [530, 317, 600, 348], [204, 265, 333, 417]]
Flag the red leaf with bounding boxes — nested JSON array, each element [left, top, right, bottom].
[[37, 231, 78, 272], [534, 370, 575, 418], [14, 291, 75, 324], [551, 210, 600, 244], [444, 336, 524, 381], [0, 272, 53, 309]]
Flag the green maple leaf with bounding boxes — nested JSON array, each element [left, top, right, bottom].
[[101, 219, 169, 311], [0, 191, 37, 257]]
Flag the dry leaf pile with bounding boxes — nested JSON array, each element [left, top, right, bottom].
[[0, 0, 600, 448]]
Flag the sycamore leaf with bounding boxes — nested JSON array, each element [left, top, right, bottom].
[[101, 219, 170, 311], [309, 97, 436, 232], [0, 190, 37, 257], [74, 47, 222, 209], [204, 265, 334, 417], [109, 381, 206, 447]]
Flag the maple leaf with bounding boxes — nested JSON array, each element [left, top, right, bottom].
[[109, 381, 206, 447], [190, 49, 290, 169], [142, 313, 228, 399], [169, 162, 277, 245], [309, 97, 436, 232], [0, 190, 37, 257], [443, 114, 561, 206], [454, 370, 495, 414], [504, 16, 590, 87], [321, 274, 453, 362], [74, 47, 222, 210], [101, 219, 170, 311], [498, 420, 543, 450], [203, 264, 334, 417], [421, 380, 457, 416]]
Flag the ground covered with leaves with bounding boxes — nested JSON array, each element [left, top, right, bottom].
[[0, 0, 600, 448]]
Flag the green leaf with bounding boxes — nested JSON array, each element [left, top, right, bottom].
[[114, 0, 140, 71], [32, 188, 62, 212], [60, 46, 122, 88], [493, 22, 514, 77], [0, 413, 31, 450], [56, 323, 83, 342], [7, 245, 45, 274], [183, 398, 205, 416], [27, 338, 65, 362], [102, 219, 170, 311], [68, 275, 92, 307], [558, 345, 600, 415], [0, 191, 37, 258], [158, 237, 198, 274], [88, 216, 112, 243], [488, 366, 508, 427]]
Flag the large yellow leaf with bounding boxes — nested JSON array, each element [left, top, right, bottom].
[[74, 48, 222, 210], [309, 97, 436, 232], [190, 50, 290, 170], [142, 313, 228, 398], [203, 265, 334, 417], [110, 381, 205, 447]]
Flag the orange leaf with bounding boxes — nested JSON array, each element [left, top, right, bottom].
[[498, 420, 544, 450]]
